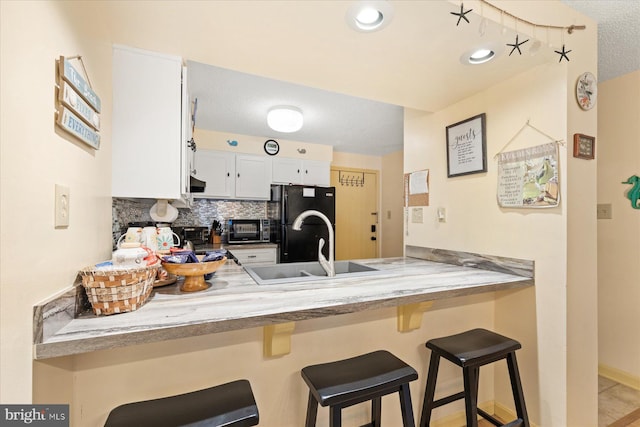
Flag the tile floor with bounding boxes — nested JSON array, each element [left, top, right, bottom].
[[599, 376, 640, 427]]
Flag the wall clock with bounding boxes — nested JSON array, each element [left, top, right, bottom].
[[264, 139, 280, 156], [576, 72, 597, 110]]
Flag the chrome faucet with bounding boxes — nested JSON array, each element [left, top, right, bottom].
[[292, 209, 335, 277]]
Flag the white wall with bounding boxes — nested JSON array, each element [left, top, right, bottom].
[[597, 70, 640, 385]]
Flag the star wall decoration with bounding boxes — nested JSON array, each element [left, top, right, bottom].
[[555, 45, 572, 62], [507, 35, 529, 56], [450, 3, 473, 26]]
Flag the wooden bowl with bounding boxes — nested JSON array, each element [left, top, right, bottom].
[[161, 257, 227, 292]]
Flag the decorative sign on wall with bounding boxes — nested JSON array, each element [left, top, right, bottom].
[[573, 133, 595, 160], [622, 175, 640, 210], [446, 113, 487, 177], [55, 55, 101, 149], [497, 142, 560, 208]]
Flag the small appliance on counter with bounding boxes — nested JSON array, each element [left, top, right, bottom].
[[172, 226, 210, 250], [227, 219, 271, 244]]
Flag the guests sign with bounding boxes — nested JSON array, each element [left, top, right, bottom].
[[55, 56, 101, 149], [446, 113, 487, 177]]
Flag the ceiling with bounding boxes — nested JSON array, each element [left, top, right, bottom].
[[186, 0, 638, 156]]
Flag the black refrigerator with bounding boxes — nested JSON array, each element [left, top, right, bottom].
[[269, 185, 335, 263]]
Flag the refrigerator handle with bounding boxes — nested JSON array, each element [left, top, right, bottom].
[[283, 190, 288, 224], [282, 226, 288, 258]]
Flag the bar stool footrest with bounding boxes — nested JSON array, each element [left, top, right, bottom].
[[432, 391, 465, 408]]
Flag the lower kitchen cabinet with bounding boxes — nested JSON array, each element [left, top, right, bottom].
[[230, 247, 277, 266]]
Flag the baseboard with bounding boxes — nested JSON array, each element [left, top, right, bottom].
[[427, 400, 540, 427], [494, 401, 540, 427], [599, 364, 640, 391]]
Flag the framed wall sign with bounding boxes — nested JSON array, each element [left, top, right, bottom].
[[264, 139, 279, 156], [573, 133, 595, 160], [446, 113, 487, 177]]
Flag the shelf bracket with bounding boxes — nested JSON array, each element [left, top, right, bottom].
[[263, 322, 296, 357], [397, 301, 434, 332]]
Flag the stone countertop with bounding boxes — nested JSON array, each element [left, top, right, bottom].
[[33, 247, 534, 360]]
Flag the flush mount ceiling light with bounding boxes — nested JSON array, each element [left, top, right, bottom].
[[267, 106, 303, 133], [346, 1, 394, 32]]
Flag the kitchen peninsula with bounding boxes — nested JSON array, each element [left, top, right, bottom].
[[34, 246, 533, 360]]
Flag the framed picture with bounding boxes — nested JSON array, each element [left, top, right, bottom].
[[446, 113, 487, 177], [573, 133, 595, 160]]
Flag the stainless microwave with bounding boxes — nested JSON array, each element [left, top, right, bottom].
[[227, 219, 271, 244]]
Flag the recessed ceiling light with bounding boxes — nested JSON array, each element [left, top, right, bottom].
[[355, 7, 383, 30], [460, 43, 504, 66], [469, 48, 495, 64], [267, 106, 303, 133], [346, 1, 393, 33]]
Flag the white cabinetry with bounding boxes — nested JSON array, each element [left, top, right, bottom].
[[193, 150, 234, 199], [112, 45, 191, 201], [271, 158, 330, 186], [230, 247, 277, 266], [194, 150, 272, 200]]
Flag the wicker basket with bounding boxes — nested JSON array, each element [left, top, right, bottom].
[[79, 263, 159, 316]]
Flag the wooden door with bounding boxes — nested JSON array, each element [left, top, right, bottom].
[[331, 168, 378, 260]]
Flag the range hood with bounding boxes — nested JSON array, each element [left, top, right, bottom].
[[190, 175, 206, 193]]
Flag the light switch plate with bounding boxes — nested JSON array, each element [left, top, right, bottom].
[[597, 203, 612, 219], [55, 184, 70, 228], [411, 207, 423, 223]]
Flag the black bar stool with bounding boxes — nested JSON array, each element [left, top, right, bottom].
[[104, 379, 259, 427], [419, 329, 529, 427], [301, 350, 418, 427]]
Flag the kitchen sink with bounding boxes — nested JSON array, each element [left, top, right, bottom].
[[244, 261, 383, 285]]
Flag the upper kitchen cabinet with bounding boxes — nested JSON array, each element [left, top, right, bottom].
[[112, 45, 193, 201], [193, 150, 272, 200], [271, 158, 330, 186]]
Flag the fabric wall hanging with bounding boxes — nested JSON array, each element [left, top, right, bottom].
[[497, 142, 560, 208]]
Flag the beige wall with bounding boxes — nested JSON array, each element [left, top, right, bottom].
[[1, 1, 113, 403], [597, 70, 640, 383], [195, 129, 333, 161], [404, 42, 598, 427], [1, 1, 598, 426]]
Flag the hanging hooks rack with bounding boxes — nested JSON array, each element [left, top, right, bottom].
[[338, 171, 365, 187]]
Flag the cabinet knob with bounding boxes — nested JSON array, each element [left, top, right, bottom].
[[237, 173, 240, 178], [227, 172, 230, 177]]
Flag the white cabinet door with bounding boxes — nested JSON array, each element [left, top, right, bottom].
[[301, 160, 330, 186], [235, 154, 272, 199], [271, 158, 330, 186], [193, 150, 235, 198], [272, 157, 303, 184], [181, 66, 195, 197], [112, 45, 184, 200]]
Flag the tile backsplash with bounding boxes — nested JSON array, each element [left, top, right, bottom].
[[112, 198, 267, 243]]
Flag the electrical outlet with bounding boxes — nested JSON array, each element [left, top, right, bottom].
[[55, 184, 70, 228], [597, 203, 612, 220]]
